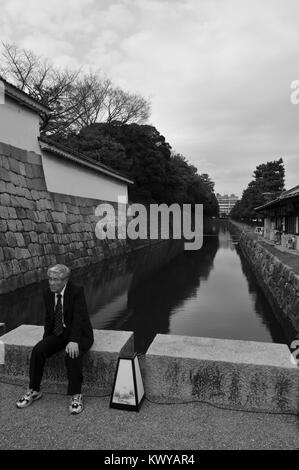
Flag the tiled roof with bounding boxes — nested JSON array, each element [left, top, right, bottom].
[[0, 76, 51, 115], [255, 185, 299, 211], [280, 185, 299, 199], [38, 135, 134, 185]]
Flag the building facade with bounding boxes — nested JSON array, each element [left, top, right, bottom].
[[216, 193, 239, 216], [255, 186, 299, 250]]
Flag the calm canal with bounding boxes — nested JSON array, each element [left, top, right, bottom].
[[0, 220, 288, 353]]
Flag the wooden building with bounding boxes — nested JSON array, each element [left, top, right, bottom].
[[255, 186, 299, 250]]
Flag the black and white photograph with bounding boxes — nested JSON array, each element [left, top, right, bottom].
[[0, 0, 298, 456]]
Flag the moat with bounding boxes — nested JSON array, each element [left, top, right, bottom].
[[0, 220, 288, 353]]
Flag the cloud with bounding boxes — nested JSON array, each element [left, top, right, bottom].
[[0, 0, 96, 57]]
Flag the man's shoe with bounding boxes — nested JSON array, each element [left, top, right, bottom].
[[16, 389, 42, 409], [69, 394, 83, 414]]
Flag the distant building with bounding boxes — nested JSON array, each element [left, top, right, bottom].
[[216, 193, 239, 216]]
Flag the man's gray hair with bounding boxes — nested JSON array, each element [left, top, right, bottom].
[[47, 264, 71, 280]]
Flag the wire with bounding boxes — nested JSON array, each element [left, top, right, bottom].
[[1, 377, 298, 418], [144, 396, 299, 417]]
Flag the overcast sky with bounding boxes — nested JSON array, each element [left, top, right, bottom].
[[1, 0, 299, 197]]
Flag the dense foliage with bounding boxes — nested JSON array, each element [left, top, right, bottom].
[[57, 122, 219, 215], [230, 158, 285, 223]]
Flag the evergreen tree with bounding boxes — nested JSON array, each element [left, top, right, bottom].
[[57, 123, 218, 215], [230, 158, 285, 223]]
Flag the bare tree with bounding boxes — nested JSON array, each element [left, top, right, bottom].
[[105, 87, 150, 124], [1, 43, 40, 92], [71, 73, 112, 128], [1, 42, 81, 134], [1, 42, 151, 136]]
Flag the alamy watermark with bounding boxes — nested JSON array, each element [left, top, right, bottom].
[[95, 197, 203, 251], [290, 80, 299, 104]]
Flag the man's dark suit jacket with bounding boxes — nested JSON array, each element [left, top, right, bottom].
[[43, 281, 94, 350]]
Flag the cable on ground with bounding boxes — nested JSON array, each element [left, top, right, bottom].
[[1, 377, 298, 418]]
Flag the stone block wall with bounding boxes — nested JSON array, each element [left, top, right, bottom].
[[0, 141, 148, 294], [237, 228, 299, 334]]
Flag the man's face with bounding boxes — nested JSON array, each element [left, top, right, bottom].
[[48, 273, 67, 293]]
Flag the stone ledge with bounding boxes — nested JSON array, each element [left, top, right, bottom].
[[0, 325, 134, 394], [145, 334, 299, 414]]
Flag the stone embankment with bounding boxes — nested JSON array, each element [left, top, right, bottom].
[[231, 221, 299, 335]]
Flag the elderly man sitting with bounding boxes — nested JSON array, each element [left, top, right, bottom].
[[16, 264, 94, 414]]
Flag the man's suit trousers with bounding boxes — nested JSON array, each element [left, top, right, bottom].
[[29, 333, 87, 395]]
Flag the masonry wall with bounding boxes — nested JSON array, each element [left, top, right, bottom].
[[0, 141, 145, 294], [235, 224, 299, 334]]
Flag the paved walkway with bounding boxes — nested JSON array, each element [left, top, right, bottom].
[[1, 381, 298, 450], [258, 240, 299, 275], [231, 221, 299, 275]]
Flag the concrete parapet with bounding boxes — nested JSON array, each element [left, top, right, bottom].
[[145, 334, 299, 414], [0, 325, 134, 394]]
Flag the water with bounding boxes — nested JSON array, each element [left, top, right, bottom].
[[0, 220, 288, 353]]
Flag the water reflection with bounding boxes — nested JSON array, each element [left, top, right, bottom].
[[0, 221, 290, 352], [120, 233, 219, 352], [166, 222, 288, 348], [0, 240, 184, 338]]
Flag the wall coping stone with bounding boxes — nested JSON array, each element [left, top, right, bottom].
[[145, 334, 299, 413], [147, 334, 297, 369], [1, 325, 133, 353], [0, 325, 134, 393]]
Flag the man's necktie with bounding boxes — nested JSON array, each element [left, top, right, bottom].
[[53, 294, 64, 336]]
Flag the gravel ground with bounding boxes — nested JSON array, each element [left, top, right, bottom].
[[0, 382, 298, 450]]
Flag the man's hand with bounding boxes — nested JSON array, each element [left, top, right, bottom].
[[65, 342, 79, 359]]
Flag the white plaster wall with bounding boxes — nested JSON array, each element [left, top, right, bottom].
[[41, 150, 128, 203], [0, 96, 41, 154]]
